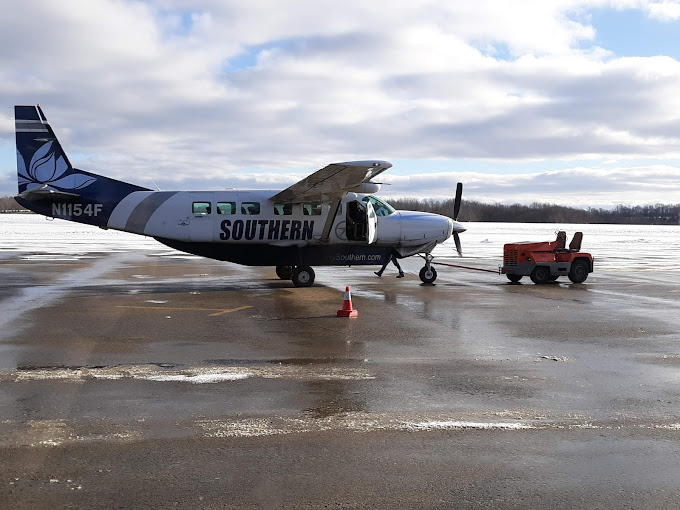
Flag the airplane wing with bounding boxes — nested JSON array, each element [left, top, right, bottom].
[[270, 160, 392, 203]]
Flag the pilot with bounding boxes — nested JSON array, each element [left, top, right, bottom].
[[375, 250, 404, 278]]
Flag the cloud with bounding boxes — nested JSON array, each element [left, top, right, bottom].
[[379, 164, 680, 207], [1, 0, 680, 207], [645, 0, 680, 20]]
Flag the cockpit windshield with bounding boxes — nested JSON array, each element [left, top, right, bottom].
[[362, 195, 396, 216]]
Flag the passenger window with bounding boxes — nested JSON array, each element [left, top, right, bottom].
[[192, 202, 211, 215], [216, 202, 236, 215], [273, 203, 293, 215], [241, 202, 260, 215], [303, 202, 322, 216]]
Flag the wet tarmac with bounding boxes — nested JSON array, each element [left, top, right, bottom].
[[2, 248, 680, 508]]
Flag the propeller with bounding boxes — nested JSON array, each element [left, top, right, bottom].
[[453, 182, 462, 221], [452, 182, 463, 257]]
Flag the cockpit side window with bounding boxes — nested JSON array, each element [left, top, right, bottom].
[[362, 196, 396, 216]]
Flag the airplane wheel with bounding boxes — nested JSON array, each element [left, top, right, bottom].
[[568, 259, 589, 283], [419, 266, 437, 284], [530, 266, 550, 284], [275, 265, 293, 280], [292, 266, 315, 287], [506, 274, 522, 283]]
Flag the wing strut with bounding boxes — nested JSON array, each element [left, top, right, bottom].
[[320, 196, 342, 243]]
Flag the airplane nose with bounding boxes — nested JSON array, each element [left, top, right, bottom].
[[452, 220, 466, 234]]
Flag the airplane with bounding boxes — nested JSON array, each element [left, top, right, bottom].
[[13, 105, 466, 287]]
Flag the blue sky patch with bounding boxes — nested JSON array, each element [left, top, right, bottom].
[[474, 41, 514, 61], [224, 39, 301, 72], [226, 50, 259, 71], [581, 8, 680, 59]]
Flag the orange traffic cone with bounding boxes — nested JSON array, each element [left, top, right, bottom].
[[337, 286, 359, 318]]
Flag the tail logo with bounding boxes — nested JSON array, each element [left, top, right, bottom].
[[17, 141, 96, 191]]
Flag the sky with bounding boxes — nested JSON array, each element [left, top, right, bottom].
[[1, 0, 680, 208]]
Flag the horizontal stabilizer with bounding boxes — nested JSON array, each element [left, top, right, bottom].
[[16, 186, 80, 201]]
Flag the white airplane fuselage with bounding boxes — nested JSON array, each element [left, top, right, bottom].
[[96, 188, 458, 267]]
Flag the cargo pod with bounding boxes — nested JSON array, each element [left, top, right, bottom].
[[346, 200, 377, 244]]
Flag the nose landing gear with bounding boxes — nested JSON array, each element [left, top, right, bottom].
[[419, 254, 438, 284]]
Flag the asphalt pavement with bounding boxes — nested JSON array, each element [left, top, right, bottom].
[[2, 251, 680, 509]]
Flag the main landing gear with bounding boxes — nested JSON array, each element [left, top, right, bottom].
[[419, 254, 438, 284], [276, 265, 315, 287]]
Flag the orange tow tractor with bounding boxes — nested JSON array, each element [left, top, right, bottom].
[[501, 231, 594, 284]]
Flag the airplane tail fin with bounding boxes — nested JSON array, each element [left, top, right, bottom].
[[15, 105, 149, 227]]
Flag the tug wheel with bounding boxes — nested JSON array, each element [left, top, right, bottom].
[[530, 266, 551, 284], [506, 274, 523, 283], [568, 259, 589, 283], [292, 266, 315, 287], [419, 266, 437, 284]]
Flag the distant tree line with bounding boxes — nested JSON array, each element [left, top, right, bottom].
[[388, 198, 680, 225], [0, 196, 26, 212]]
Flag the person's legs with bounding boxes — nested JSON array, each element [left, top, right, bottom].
[[375, 257, 389, 277], [392, 255, 405, 278]]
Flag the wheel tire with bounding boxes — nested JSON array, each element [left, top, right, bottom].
[[568, 259, 589, 283], [275, 265, 293, 280], [549, 275, 560, 282], [506, 274, 523, 283], [292, 266, 315, 287], [419, 266, 437, 284], [530, 266, 551, 284]]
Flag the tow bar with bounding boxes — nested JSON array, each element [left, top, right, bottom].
[[416, 253, 499, 284], [431, 261, 500, 274]]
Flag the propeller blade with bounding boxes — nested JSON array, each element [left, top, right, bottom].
[[454, 232, 463, 257], [453, 182, 463, 220]]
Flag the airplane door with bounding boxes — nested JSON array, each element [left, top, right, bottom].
[[366, 201, 377, 244], [189, 192, 215, 242], [345, 200, 377, 244]]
